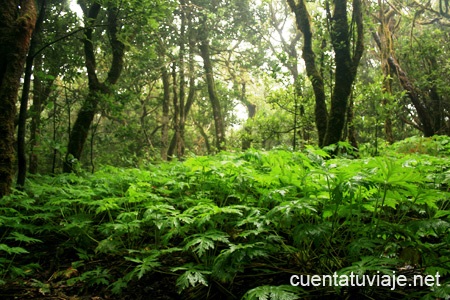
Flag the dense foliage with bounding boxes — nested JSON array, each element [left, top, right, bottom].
[[1, 137, 449, 299], [1, 0, 450, 298], [1, 0, 448, 181]]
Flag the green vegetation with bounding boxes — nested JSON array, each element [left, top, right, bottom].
[[1, 1, 450, 298], [1, 137, 449, 299]]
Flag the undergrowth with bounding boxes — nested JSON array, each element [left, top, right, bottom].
[[1, 137, 449, 299]]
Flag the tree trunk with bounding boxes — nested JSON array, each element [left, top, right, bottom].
[[168, 63, 180, 159], [372, 3, 396, 144], [178, 5, 186, 157], [195, 121, 212, 155], [160, 65, 170, 160], [387, 56, 435, 137], [287, 0, 327, 147], [241, 83, 256, 150], [17, 0, 46, 187], [167, 4, 197, 159], [372, 4, 437, 138], [64, 4, 125, 172], [288, 0, 363, 149], [16, 40, 35, 187], [199, 17, 226, 151], [323, 0, 364, 147], [0, 0, 37, 197], [346, 95, 358, 151], [29, 55, 56, 174]]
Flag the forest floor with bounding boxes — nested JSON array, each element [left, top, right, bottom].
[[1, 137, 450, 300]]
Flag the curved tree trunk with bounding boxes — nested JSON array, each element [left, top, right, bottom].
[[287, 0, 327, 147], [372, 4, 440, 138], [63, 4, 125, 172], [198, 15, 226, 152], [0, 0, 37, 197], [288, 0, 363, 149], [387, 56, 435, 137]]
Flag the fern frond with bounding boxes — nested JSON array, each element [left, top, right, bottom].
[[184, 230, 230, 257], [242, 285, 304, 300]]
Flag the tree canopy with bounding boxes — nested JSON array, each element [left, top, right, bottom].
[[0, 0, 448, 182]]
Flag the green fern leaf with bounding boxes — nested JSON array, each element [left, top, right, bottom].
[[242, 285, 304, 300], [0, 244, 28, 255], [8, 232, 42, 244], [171, 263, 211, 292], [184, 230, 229, 257]]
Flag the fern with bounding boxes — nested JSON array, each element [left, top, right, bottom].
[[242, 285, 305, 300], [125, 251, 161, 279], [1, 146, 449, 298], [184, 230, 230, 258], [212, 241, 276, 283], [337, 256, 399, 276], [171, 263, 211, 292]]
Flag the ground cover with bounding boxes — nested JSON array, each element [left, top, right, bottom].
[[1, 137, 450, 299]]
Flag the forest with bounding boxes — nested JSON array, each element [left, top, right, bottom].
[[0, 0, 449, 299]]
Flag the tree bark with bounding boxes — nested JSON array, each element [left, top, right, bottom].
[[241, 83, 256, 150], [346, 95, 358, 151], [323, 0, 364, 147], [17, 0, 46, 187], [387, 56, 435, 137], [372, 4, 439, 138], [199, 16, 226, 151], [372, 3, 396, 144], [287, 0, 327, 147], [0, 0, 37, 197], [29, 55, 56, 174], [63, 4, 125, 172], [167, 4, 197, 159], [160, 65, 170, 160], [168, 63, 180, 159], [288, 0, 363, 149]]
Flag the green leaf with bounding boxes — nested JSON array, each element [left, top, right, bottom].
[[242, 285, 304, 300], [184, 230, 229, 257], [0, 244, 28, 255], [171, 263, 211, 293], [8, 232, 42, 244]]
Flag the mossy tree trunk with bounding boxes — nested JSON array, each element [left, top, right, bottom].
[[287, 0, 327, 147], [63, 4, 125, 172], [323, 0, 364, 147], [287, 0, 364, 148], [0, 0, 37, 197], [17, 0, 47, 188], [199, 16, 226, 151], [372, 3, 443, 138]]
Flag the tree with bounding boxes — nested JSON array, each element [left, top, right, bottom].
[[0, 0, 37, 197], [166, 1, 197, 159], [16, 0, 47, 187], [28, 0, 82, 174], [371, 0, 450, 137], [287, 0, 364, 148], [198, 14, 227, 151], [265, 0, 305, 149], [63, 2, 125, 172]]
